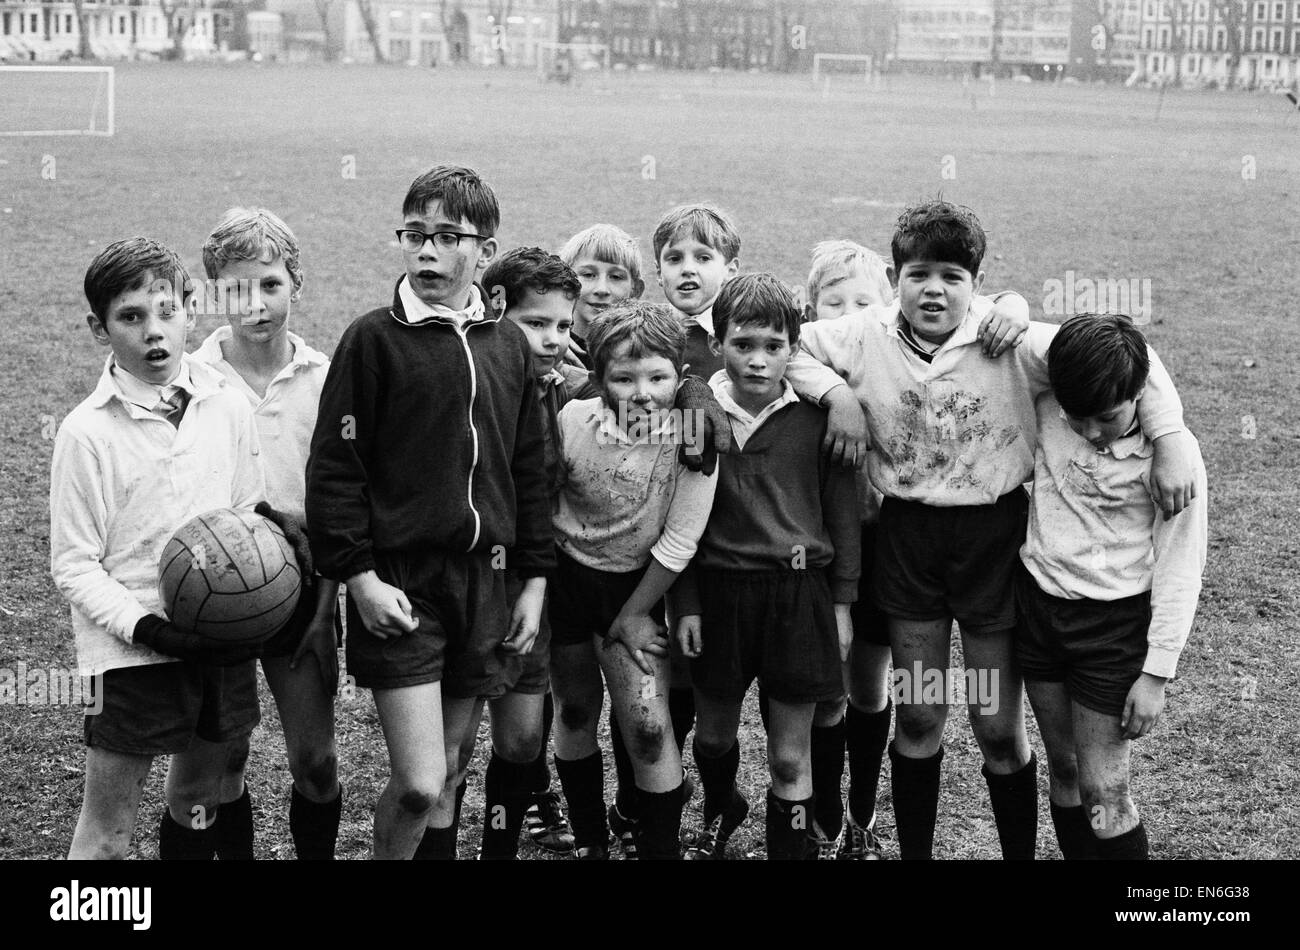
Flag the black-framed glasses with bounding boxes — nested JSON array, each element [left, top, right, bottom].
[[395, 229, 486, 252]]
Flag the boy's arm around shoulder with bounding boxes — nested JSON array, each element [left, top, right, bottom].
[[1143, 435, 1209, 681], [818, 418, 862, 605], [789, 315, 879, 467], [1136, 346, 1199, 520], [510, 349, 556, 580], [304, 323, 379, 582], [49, 422, 150, 644]]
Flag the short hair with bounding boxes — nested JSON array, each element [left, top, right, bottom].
[[201, 207, 303, 293], [712, 273, 802, 348], [403, 164, 499, 237], [891, 200, 986, 276], [482, 246, 580, 316], [651, 203, 740, 264], [1048, 313, 1150, 418], [84, 237, 189, 324], [806, 240, 893, 307], [559, 224, 644, 284], [585, 301, 686, 378]]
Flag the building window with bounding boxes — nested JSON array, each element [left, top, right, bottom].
[[1273, 2, 1284, 18], [66, 14, 73, 33], [1252, 26, 1264, 48], [1214, 27, 1226, 49]]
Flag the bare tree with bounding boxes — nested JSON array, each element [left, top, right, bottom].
[[313, 0, 337, 62], [1210, 0, 1244, 89], [159, 0, 192, 59], [71, 0, 95, 59], [1160, 0, 1190, 84], [487, 0, 514, 65], [355, 0, 386, 62]]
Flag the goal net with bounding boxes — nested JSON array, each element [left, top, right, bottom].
[[0, 66, 114, 137], [537, 42, 610, 83], [812, 53, 872, 83]]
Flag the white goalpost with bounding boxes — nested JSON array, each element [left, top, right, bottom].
[[812, 53, 873, 84], [0, 66, 115, 137]]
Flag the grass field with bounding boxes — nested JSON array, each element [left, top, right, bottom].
[[1, 62, 1297, 860]]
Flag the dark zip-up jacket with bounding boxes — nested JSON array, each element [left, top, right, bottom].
[[306, 279, 553, 582]]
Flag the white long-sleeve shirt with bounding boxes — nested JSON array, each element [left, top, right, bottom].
[[1021, 395, 1207, 679], [192, 326, 329, 526], [49, 355, 266, 675], [553, 397, 717, 574], [785, 300, 1186, 506]]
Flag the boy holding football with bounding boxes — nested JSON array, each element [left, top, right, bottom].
[[1019, 314, 1207, 860], [306, 165, 553, 859], [787, 201, 1199, 859], [52, 238, 267, 859], [192, 207, 343, 860]]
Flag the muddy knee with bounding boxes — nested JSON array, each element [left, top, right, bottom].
[[628, 719, 666, 762]]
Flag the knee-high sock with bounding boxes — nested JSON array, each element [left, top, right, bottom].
[[1094, 821, 1149, 860], [159, 810, 217, 861], [889, 742, 943, 860], [289, 785, 342, 861], [1049, 801, 1098, 861], [530, 692, 556, 794], [983, 754, 1038, 860], [635, 784, 684, 860], [811, 718, 846, 838], [481, 753, 536, 860], [214, 784, 254, 861], [766, 789, 815, 860], [847, 700, 891, 826], [693, 738, 740, 822], [554, 751, 608, 851], [412, 777, 467, 861]]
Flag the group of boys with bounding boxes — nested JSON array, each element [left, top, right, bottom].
[[50, 161, 1206, 861]]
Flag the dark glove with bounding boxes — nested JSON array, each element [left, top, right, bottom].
[[674, 376, 732, 476], [133, 614, 261, 667], [254, 501, 313, 578]]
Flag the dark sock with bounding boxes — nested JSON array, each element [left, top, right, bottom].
[[983, 753, 1038, 860], [693, 738, 740, 821], [289, 785, 342, 860], [531, 693, 555, 794], [889, 742, 943, 860], [159, 810, 217, 861], [766, 789, 815, 860], [634, 784, 684, 860], [1094, 821, 1149, 861], [412, 778, 467, 861], [757, 684, 770, 733], [847, 700, 891, 826], [481, 752, 535, 860], [609, 717, 639, 818], [1050, 801, 1098, 861], [453, 776, 468, 830], [214, 784, 254, 860], [555, 751, 608, 850], [811, 718, 846, 838], [668, 687, 695, 755]]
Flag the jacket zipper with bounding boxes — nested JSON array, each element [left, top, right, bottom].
[[455, 322, 483, 551]]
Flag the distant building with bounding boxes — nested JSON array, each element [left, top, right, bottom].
[[1137, 0, 1299, 88], [335, 0, 557, 67], [0, 1, 219, 61]]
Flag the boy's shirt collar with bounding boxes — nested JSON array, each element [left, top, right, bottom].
[[396, 276, 486, 327], [1059, 407, 1151, 461], [194, 325, 327, 376], [708, 369, 797, 447], [672, 304, 714, 339], [887, 297, 993, 358], [94, 353, 222, 414], [589, 399, 676, 445]]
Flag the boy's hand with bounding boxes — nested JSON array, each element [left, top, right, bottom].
[[290, 600, 340, 699], [348, 571, 419, 639], [823, 385, 870, 468], [254, 501, 313, 576], [834, 604, 854, 663], [1150, 431, 1197, 520], [1121, 673, 1167, 740], [132, 614, 261, 667], [675, 375, 732, 476], [605, 611, 669, 675], [502, 578, 547, 655], [676, 615, 703, 658], [977, 294, 1030, 357]]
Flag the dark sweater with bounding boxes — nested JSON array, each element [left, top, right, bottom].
[[672, 398, 860, 615], [306, 279, 553, 581], [683, 321, 723, 380]]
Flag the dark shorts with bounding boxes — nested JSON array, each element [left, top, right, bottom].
[[548, 547, 656, 648], [1014, 565, 1151, 717], [851, 522, 890, 647], [344, 550, 511, 699], [501, 573, 551, 695], [873, 489, 1029, 635], [84, 660, 260, 756], [690, 568, 842, 706]]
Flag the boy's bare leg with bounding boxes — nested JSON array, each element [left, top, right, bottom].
[[550, 640, 603, 759], [262, 654, 339, 801], [1026, 680, 1080, 807], [691, 691, 744, 827], [848, 642, 892, 713], [890, 617, 952, 756], [372, 682, 445, 859], [490, 691, 545, 763], [959, 628, 1031, 772], [479, 690, 547, 860], [766, 698, 815, 799], [428, 695, 484, 830], [165, 736, 231, 829], [600, 641, 680, 792], [1074, 702, 1138, 840], [69, 747, 153, 859]]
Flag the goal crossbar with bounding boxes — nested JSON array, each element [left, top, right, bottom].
[[0, 66, 115, 137]]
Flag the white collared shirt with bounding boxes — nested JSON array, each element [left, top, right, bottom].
[[49, 354, 267, 675], [192, 326, 329, 525], [1021, 395, 1207, 679], [671, 304, 714, 338], [398, 277, 486, 328], [111, 360, 195, 422], [707, 370, 799, 449], [785, 299, 1186, 506]]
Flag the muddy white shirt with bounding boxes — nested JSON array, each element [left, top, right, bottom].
[[50, 355, 266, 675], [1021, 395, 1207, 679], [553, 397, 717, 574], [785, 300, 1186, 506], [193, 326, 329, 526]]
